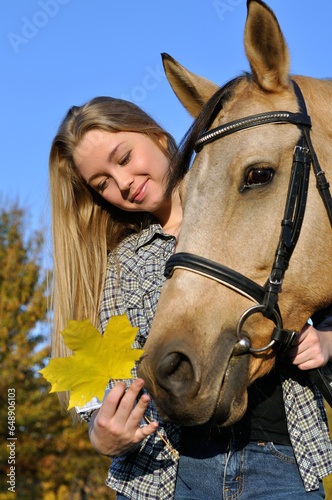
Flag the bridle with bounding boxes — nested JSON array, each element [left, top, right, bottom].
[[165, 81, 332, 355]]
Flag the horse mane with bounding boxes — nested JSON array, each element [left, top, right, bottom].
[[167, 74, 250, 195]]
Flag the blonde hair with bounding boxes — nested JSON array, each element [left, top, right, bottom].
[[49, 97, 177, 362]]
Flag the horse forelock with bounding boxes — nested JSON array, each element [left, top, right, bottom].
[[166, 74, 250, 197]]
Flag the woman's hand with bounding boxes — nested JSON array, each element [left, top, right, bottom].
[[89, 378, 158, 457], [288, 323, 332, 370]]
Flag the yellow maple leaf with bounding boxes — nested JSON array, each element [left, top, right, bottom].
[[39, 314, 144, 410]]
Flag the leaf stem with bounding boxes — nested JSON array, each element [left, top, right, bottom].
[[144, 416, 180, 460]]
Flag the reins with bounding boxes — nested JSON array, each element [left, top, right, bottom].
[[165, 81, 332, 356]]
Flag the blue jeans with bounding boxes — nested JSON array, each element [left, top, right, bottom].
[[174, 439, 325, 499]]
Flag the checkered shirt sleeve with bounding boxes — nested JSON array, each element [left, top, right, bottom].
[[281, 360, 332, 491]]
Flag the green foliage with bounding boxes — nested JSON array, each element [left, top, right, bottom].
[[0, 206, 114, 499]]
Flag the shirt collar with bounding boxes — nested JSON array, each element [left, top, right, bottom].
[[134, 220, 175, 252]]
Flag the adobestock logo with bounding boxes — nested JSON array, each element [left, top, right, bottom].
[[121, 63, 165, 104], [213, 0, 244, 22], [7, 0, 72, 54]]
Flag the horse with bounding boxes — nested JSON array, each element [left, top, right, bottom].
[[137, 0, 332, 427]]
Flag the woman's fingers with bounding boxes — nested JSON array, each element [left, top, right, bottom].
[[113, 378, 145, 421], [99, 380, 127, 417], [99, 378, 145, 420], [89, 378, 158, 456], [289, 324, 331, 370], [112, 379, 158, 435]]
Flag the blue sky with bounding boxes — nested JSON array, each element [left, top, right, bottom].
[[2, 0, 332, 239]]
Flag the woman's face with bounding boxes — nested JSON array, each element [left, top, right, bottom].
[[73, 129, 170, 217]]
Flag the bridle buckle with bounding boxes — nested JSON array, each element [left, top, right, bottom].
[[268, 275, 283, 286], [293, 145, 310, 155]]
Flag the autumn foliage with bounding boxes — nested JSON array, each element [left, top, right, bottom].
[[0, 206, 114, 500]]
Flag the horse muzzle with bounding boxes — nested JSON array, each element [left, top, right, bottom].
[[138, 333, 250, 426]]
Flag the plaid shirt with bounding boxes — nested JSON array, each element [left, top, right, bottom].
[[77, 222, 332, 498]]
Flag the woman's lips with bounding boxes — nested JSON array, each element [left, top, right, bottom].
[[132, 179, 149, 202]]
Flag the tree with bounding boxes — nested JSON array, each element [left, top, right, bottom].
[[0, 206, 114, 499], [323, 404, 332, 496]]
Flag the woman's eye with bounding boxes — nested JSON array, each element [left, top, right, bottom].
[[244, 168, 274, 188], [97, 178, 108, 192], [119, 151, 131, 166]]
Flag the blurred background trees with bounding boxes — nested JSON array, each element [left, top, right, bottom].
[[0, 205, 114, 499]]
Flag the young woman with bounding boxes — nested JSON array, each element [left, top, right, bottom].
[[49, 96, 181, 358], [49, 96, 332, 500]]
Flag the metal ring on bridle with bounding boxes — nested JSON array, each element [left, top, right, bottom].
[[236, 304, 282, 354]]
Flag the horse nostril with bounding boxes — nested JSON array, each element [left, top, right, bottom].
[[156, 351, 200, 398]]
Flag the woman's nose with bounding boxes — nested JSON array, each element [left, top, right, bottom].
[[114, 172, 134, 194]]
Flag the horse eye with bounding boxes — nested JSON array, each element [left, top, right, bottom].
[[245, 168, 274, 187]]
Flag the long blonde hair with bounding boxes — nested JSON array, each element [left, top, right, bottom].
[[49, 97, 177, 361]]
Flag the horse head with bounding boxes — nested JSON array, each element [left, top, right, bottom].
[[137, 0, 332, 426]]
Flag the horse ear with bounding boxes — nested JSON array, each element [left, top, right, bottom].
[[162, 53, 219, 117], [244, 0, 290, 92]]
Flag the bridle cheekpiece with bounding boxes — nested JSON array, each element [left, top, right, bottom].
[[165, 81, 332, 358]]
